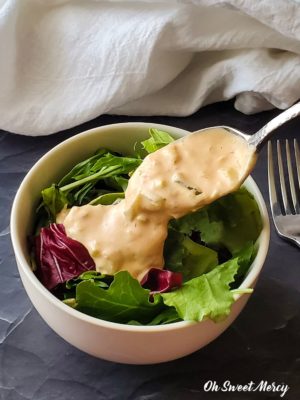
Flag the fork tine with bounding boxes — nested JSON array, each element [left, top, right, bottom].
[[268, 141, 280, 215], [294, 139, 300, 192], [286, 139, 298, 213], [277, 140, 291, 214]]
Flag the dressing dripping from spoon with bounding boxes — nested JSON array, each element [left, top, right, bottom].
[[57, 102, 300, 280]]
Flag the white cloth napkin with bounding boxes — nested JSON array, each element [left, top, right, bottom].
[[1, 0, 300, 136]]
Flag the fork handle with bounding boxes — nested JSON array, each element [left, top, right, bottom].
[[249, 102, 300, 149]]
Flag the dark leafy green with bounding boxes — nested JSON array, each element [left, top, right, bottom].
[[128, 308, 181, 326], [170, 187, 262, 254], [89, 192, 124, 205], [58, 149, 109, 187], [164, 231, 218, 282], [75, 271, 163, 324], [65, 271, 112, 290], [230, 242, 257, 288], [35, 149, 142, 223], [104, 176, 129, 192], [39, 184, 68, 222], [59, 153, 142, 193], [147, 307, 181, 325]]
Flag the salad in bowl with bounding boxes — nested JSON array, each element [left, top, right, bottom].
[[32, 128, 262, 326], [11, 122, 269, 363]]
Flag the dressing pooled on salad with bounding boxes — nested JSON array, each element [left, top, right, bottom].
[[57, 128, 256, 280]]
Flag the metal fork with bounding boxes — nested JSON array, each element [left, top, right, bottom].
[[268, 139, 300, 247]]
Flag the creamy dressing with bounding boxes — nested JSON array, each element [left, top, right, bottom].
[[57, 128, 257, 280]]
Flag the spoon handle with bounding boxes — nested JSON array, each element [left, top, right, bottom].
[[249, 102, 300, 149]]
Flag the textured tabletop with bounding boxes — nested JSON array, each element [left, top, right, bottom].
[[0, 101, 299, 400]]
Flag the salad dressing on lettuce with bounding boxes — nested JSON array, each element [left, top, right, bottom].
[[57, 128, 256, 280]]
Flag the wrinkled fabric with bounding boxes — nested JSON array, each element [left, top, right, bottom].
[[1, 0, 300, 136]]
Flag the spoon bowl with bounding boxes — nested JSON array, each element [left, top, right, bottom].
[[218, 101, 300, 149]]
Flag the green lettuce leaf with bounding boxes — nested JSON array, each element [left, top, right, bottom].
[[75, 271, 163, 324], [104, 176, 129, 192], [235, 242, 255, 276], [65, 271, 112, 290], [161, 258, 240, 322], [141, 128, 174, 153], [163, 230, 186, 271], [89, 192, 124, 205], [180, 236, 219, 280], [164, 231, 218, 281], [128, 308, 181, 326], [147, 307, 181, 325], [62, 271, 113, 301], [170, 187, 262, 254], [230, 241, 257, 288], [39, 184, 68, 222]]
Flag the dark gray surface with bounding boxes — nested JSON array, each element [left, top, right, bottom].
[[0, 101, 299, 400]]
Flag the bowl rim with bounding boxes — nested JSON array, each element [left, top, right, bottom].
[[10, 122, 270, 332]]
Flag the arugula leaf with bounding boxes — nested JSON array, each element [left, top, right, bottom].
[[141, 128, 174, 153], [65, 271, 112, 290], [104, 176, 128, 192], [34, 207, 51, 235], [75, 271, 163, 324], [229, 241, 257, 289], [170, 188, 262, 254], [170, 208, 223, 243], [147, 307, 181, 325], [89, 192, 124, 205], [72, 182, 95, 205], [161, 258, 240, 322], [163, 230, 186, 271], [217, 189, 262, 253], [60, 153, 142, 193], [128, 308, 181, 326], [169, 215, 198, 235], [164, 231, 218, 281], [40, 184, 68, 222], [39, 151, 141, 210], [58, 149, 109, 187], [235, 242, 255, 275], [180, 237, 218, 280], [62, 271, 112, 301], [63, 298, 77, 307], [127, 320, 143, 326]]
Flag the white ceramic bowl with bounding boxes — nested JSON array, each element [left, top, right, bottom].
[[11, 122, 270, 364]]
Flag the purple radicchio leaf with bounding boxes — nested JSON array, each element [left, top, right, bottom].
[[141, 268, 183, 294], [35, 223, 95, 290]]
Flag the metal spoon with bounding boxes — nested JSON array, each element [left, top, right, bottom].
[[209, 101, 300, 150]]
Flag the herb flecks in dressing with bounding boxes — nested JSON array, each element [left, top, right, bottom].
[[57, 128, 256, 280]]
